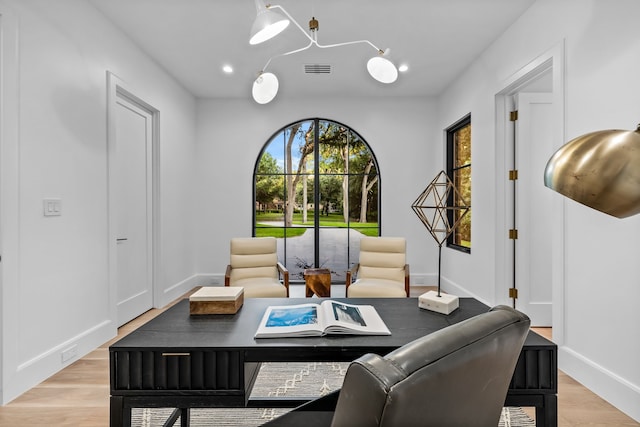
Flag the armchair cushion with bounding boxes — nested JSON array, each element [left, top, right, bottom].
[[231, 277, 286, 298], [347, 237, 409, 297], [346, 279, 406, 297], [358, 237, 406, 283], [226, 237, 288, 298]]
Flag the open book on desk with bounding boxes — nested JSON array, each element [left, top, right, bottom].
[[254, 300, 391, 338]]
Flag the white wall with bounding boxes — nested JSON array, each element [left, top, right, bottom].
[[194, 96, 440, 284], [2, 0, 638, 421], [0, 0, 197, 403], [437, 0, 640, 421]]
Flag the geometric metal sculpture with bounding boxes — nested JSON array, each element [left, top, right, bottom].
[[411, 170, 470, 297]]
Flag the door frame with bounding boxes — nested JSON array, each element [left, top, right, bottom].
[[0, 6, 21, 404], [494, 42, 566, 342], [106, 71, 160, 324]]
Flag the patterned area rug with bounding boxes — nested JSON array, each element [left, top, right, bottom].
[[132, 362, 535, 426]]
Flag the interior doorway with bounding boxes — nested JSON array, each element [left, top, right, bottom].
[[508, 91, 554, 325], [495, 44, 565, 331], [107, 73, 159, 327]]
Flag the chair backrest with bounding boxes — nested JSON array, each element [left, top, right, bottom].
[[358, 237, 406, 283], [330, 305, 531, 427], [229, 237, 278, 282]]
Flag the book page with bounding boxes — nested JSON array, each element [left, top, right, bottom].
[[321, 301, 391, 336], [254, 303, 325, 338], [329, 301, 368, 326], [266, 305, 320, 327]]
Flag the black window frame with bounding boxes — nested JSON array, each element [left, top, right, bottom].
[[252, 118, 381, 282], [445, 114, 471, 254]]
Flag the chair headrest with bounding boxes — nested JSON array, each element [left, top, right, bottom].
[[360, 237, 406, 253], [387, 305, 530, 375], [230, 237, 276, 255]]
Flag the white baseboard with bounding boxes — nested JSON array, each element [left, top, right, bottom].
[[439, 276, 493, 307], [195, 273, 225, 287], [3, 319, 114, 405], [157, 274, 226, 308], [3, 274, 223, 405], [412, 273, 439, 287], [560, 346, 640, 423], [525, 302, 552, 326], [158, 274, 200, 307]]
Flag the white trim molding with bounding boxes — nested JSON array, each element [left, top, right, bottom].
[[560, 346, 640, 422], [0, 4, 22, 404]]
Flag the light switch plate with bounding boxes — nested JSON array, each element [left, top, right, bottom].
[[43, 198, 62, 216]]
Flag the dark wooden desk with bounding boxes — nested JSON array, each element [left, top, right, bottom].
[[110, 297, 556, 427]]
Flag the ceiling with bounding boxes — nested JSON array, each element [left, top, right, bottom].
[[88, 0, 536, 100]]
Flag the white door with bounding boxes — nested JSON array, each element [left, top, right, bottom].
[[113, 93, 154, 326], [512, 92, 554, 326]]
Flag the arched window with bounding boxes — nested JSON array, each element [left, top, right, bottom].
[[254, 118, 380, 283]]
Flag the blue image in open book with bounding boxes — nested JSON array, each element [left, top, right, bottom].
[[265, 306, 318, 327]]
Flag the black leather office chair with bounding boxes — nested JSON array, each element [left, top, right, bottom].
[[263, 305, 530, 427]]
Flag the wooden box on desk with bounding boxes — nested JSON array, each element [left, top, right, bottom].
[[189, 286, 244, 314]]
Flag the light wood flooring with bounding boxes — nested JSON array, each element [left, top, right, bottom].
[[0, 286, 638, 426]]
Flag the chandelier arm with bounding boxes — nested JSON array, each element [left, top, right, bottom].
[[268, 5, 315, 44], [260, 39, 314, 72], [316, 39, 381, 53], [261, 5, 385, 71], [269, 5, 382, 52]]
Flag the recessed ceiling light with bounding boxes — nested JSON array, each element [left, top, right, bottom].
[[223, 65, 233, 74], [398, 64, 409, 73]]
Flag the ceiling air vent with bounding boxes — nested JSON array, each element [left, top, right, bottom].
[[304, 64, 331, 74]]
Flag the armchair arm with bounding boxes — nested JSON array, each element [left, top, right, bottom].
[[404, 264, 410, 297], [224, 264, 232, 287], [345, 263, 360, 292], [277, 262, 290, 297]]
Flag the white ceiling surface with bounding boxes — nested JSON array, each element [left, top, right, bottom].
[[89, 0, 536, 99]]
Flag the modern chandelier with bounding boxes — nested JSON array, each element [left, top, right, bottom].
[[249, 0, 398, 104]]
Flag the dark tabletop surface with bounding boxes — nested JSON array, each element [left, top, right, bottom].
[[110, 297, 553, 361]]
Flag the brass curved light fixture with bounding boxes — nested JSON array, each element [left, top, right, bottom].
[[543, 124, 640, 218]]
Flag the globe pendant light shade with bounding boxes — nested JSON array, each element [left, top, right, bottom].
[[544, 125, 640, 218], [249, 2, 290, 45], [367, 50, 398, 84], [252, 72, 279, 104]]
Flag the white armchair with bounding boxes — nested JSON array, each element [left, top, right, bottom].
[[346, 237, 409, 298], [225, 237, 289, 298]]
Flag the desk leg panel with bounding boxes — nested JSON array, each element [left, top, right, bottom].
[[110, 395, 131, 427], [505, 393, 557, 427], [180, 408, 190, 427], [536, 394, 557, 427]]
